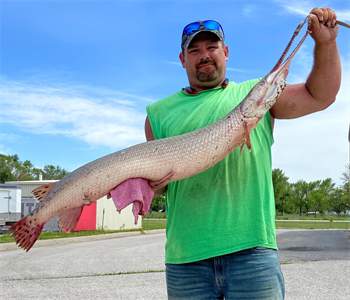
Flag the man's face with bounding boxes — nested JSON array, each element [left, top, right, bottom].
[[179, 32, 229, 90]]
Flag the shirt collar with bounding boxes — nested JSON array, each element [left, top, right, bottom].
[[183, 78, 230, 94]]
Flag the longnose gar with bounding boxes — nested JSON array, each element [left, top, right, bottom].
[[9, 21, 309, 251]]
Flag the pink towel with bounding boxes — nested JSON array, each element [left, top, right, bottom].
[[107, 178, 154, 224]]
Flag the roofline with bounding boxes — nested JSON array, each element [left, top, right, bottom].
[[5, 180, 59, 184]]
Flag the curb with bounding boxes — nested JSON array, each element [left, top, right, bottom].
[[0, 229, 166, 252]]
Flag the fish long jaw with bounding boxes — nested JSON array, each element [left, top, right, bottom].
[[239, 70, 287, 119], [240, 29, 309, 119]]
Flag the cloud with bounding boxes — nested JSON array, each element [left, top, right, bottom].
[[166, 61, 183, 67], [226, 67, 253, 73], [274, 0, 312, 16], [0, 144, 13, 156], [242, 4, 258, 18], [0, 133, 25, 140], [336, 10, 350, 22], [0, 79, 153, 150], [274, 0, 350, 21]]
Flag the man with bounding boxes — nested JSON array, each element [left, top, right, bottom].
[[145, 8, 340, 299]]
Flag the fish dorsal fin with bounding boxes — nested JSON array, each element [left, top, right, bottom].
[[32, 182, 57, 202]]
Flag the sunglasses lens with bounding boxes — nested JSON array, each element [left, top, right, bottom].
[[202, 20, 220, 31], [183, 22, 200, 35]]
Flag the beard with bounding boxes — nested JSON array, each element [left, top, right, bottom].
[[196, 60, 220, 82]]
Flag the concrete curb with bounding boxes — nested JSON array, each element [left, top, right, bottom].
[[0, 229, 166, 252]]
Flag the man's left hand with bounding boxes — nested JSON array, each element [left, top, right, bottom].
[[308, 7, 338, 46]]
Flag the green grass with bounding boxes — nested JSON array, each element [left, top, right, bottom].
[[146, 212, 350, 221], [0, 220, 167, 244], [144, 212, 167, 219], [275, 213, 350, 221], [0, 228, 143, 244], [0, 234, 16, 243], [275, 221, 350, 229], [142, 219, 167, 230]]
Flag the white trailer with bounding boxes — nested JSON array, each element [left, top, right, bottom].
[[0, 184, 22, 226]]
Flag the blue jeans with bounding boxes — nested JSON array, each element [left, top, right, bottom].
[[166, 247, 285, 300]]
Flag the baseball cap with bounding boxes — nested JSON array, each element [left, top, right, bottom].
[[181, 20, 225, 49]]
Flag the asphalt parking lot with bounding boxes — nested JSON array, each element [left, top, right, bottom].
[[1, 229, 349, 299]]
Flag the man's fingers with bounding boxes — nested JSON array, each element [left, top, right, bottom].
[[309, 7, 337, 28], [309, 7, 324, 22], [329, 9, 337, 27], [307, 7, 339, 44], [307, 13, 319, 32], [321, 8, 329, 24], [322, 8, 337, 27]]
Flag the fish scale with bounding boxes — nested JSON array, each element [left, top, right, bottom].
[[8, 20, 310, 251]]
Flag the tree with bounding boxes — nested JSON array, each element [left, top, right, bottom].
[[340, 182, 350, 213], [310, 178, 334, 216], [327, 166, 350, 214], [329, 187, 346, 214], [341, 164, 350, 212], [303, 181, 318, 215], [272, 168, 291, 214], [0, 154, 17, 182], [150, 196, 166, 213], [42, 165, 69, 180], [291, 180, 310, 215], [341, 164, 349, 183], [0, 154, 69, 183], [0, 154, 35, 182]]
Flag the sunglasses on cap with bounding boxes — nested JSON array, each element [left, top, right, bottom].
[[182, 20, 225, 38], [181, 20, 225, 49]]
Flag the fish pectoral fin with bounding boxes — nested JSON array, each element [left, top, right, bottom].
[[57, 206, 84, 233], [149, 168, 178, 190], [239, 138, 251, 155], [239, 117, 262, 155], [32, 182, 57, 202], [239, 121, 252, 155]]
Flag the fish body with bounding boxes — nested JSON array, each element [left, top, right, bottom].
[[9, 25, 309, 252]]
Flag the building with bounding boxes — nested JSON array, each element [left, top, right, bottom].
[[0, 184, 22, 226], [5, 176, 142, 231]]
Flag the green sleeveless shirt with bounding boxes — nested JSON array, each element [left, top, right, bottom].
[[146, 80, 277, 264]]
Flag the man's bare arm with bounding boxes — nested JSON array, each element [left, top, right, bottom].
[[145, 116, 167, 196], [270, 7, 341, 120]]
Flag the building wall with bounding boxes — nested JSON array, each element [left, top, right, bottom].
[[5, 180, 58, 198], [96, 196, 142, 230], [21, 198, 60, 230], [73, 203, 97, 231]]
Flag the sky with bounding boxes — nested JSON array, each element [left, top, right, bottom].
[[0, 0, 349, 186]]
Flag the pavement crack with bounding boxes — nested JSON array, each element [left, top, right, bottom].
[[7, 270, 165, 282]]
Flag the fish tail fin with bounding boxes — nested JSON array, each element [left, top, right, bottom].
[[58, 206, 84, 232], [8, 216, 44, 252]]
